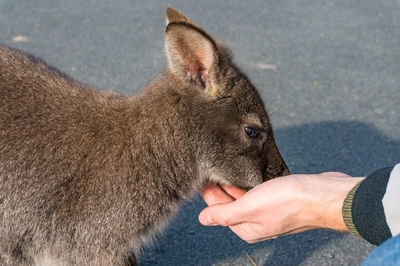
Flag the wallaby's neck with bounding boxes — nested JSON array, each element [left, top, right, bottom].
[[126, 71, 201, 202]]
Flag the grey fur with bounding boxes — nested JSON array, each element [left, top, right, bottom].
[[0, 8, 288, 265]]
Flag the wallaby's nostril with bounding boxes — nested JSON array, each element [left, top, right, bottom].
[[264, 163, 290, 180], [275, 164, 290, 177], [282, 168, 290, 176]]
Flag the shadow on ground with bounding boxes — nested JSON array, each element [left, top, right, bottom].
[[140, 120, 399, 265]]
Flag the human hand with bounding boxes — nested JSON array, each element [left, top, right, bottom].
[[199, 173, 364, 243]]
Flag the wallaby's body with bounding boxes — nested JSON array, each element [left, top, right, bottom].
[[0, 8, 288, 265]]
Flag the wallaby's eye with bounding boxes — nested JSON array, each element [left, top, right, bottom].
[[244, 126, 260, 139]]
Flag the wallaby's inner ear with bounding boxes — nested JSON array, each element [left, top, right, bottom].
[[165, 22, 219, 95]]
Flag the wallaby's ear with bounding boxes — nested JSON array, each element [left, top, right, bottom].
[[166, 7, 198, 26], [165, 8, 220, 97]]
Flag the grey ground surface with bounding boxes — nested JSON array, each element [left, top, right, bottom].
[[1, 0, 399, 265]]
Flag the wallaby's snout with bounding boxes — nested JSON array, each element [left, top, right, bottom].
[[262, 137, 290, 180]]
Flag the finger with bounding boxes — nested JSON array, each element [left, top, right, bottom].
[[248, 226, 315, 243], [198, 201, 246, 226], [228, 224, 313, 244], [227, 223, 272, 243], [322, 172, 350, 178], [220, 184, 246, 200], [201, 184, 236, 206]]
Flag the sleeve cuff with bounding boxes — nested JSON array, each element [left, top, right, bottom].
[[342, 166, 394, 245], [342, 180, 363, 239]]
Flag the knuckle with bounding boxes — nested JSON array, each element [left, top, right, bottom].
[[218, 213, 232, 227], [220, 217, 230, 227]]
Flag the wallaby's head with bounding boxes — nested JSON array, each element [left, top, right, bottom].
[[164, 8, 289, 190]]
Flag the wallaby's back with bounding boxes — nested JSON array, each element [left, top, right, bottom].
[[0, 44, 140, 265]]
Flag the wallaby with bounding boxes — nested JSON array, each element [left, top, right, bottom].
[[0, 7, 289, 266]]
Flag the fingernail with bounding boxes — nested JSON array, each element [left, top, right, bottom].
[[205, 213, 213, 224], [200, 212, 214, 225]]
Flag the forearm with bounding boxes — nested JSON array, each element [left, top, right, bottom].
[[200, 167, 400, 245], [200, 172, 365, 242]]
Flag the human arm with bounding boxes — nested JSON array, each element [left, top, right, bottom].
[[199, 172, 363, 243], [199, 164, 400, 245]]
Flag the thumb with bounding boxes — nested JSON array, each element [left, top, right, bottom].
[[199, 201, 245, 226]]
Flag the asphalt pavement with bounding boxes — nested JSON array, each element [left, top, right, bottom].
[[1, 0, 399, 265]]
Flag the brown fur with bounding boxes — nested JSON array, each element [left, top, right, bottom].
[[0, 7, 288, 265]]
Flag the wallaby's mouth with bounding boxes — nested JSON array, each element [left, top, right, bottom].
[[198, 165, 254, 194]]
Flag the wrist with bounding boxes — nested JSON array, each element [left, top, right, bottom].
[[305, 174, 364, 231]]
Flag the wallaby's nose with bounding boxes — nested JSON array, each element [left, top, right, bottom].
[[271, 163, 290, 178], [263, 159, 290, 181], [281, 166, 290, 176], [279, 160, 290, 176], [279, 158, 290, 176], [263, 135, 290, 180]]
